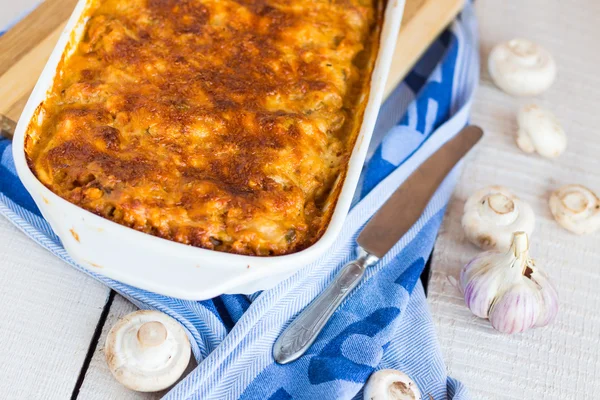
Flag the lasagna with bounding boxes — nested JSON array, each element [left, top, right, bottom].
[[26, 0, 382, 256]]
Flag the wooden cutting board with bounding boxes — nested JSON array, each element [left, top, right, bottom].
[[0, 0, 464, 122]]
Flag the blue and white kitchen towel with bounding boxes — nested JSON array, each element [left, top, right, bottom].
[[0, 2, 478, 399]]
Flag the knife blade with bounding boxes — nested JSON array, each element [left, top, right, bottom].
[[357, 124, 483, 257], [273, 125, 483, 364]]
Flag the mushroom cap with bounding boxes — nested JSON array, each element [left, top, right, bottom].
[[364, 369, 421, 400], [488, 38, 556, 96], [516, 104, 567, 158], [105, 310, 191, 392], [549, 184, 600, 235], [462, 186, 536, 251]]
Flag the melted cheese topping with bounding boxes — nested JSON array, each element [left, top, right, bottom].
[[26, 0, 381, 256]]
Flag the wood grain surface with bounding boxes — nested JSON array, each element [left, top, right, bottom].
[[428, 1, 600, 399], [0, 0, 77, 120], [0, 216, 110, 399], [387, 0, 464, 96]]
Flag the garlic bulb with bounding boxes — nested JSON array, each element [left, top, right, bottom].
[[462, 186, 535, 251], [364, 369, 421, 400], [549, 184, 600, 235], [460, 232, 558, 334], [516, 104, 567, 158], [488, 39, 556, 96]]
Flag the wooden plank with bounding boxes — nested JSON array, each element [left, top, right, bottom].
[[0, 0, 77, 75], [384, 0, 465, 97], [4, 95, 29, 122], [0, 0, 77, 119], [0, 215, 111, 399], [0, 23, 65, 118], [428, 0, 600, 398], [0, 2, 112, 398], [78, 294, 197, 400]]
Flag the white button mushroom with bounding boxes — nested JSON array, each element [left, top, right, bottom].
[[488, 38, 556, 96], [516, 104, 567, 158], [462, 186, 535, 251], [364, 369, 422, 400], [105, 310, 191, 392], [549, 184, 600, 235]]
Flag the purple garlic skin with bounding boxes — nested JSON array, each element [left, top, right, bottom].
[[460, 232, 558, 334]]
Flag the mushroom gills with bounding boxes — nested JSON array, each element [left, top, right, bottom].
[[389, 381, 416, 399], [461, 186, 535, 251], [549, 184, 600, 235]]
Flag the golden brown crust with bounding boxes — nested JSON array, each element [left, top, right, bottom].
[[26, 0, 382, 256]]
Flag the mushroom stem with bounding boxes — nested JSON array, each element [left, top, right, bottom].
[[137, 321, 167, 347], [549, 184, 600, 235], [480, 192, 519, 226], [388, 381, 416, 400], [560, 191, 589, 213], [488, 193, 515, 215], [462, 186, 535, 251], [363, 369, 421, 400], [508, 39, 538, 60]]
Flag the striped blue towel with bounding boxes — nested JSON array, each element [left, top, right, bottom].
[[0, 2, 478, 399]]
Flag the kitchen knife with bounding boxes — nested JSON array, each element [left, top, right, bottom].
[[273, 125, 483, 364]]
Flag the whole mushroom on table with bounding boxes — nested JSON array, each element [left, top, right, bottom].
[[516, 104, 567, 158], [461, 186, 535, 251], [549, 184, 600, 235], [488, 38, 556, 97], [105, 310, 191, 392], [364, 369, 422, 400]]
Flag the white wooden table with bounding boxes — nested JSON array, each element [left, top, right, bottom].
[[428, 1, 600, 399], [1, 0, 599, 399]]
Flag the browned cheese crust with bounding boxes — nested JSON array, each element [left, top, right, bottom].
[[26, 0, 382, 256]]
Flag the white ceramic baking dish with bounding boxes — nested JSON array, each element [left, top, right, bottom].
[[13, 0, 406, 300]]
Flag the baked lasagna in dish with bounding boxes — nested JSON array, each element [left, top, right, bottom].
[[25, 0, 383, 256]]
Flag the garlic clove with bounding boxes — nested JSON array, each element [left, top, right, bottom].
[[461, 255, 501, 319], [488, 282, 541, 334], [462, 186, 535, 251], [530, 268, 559, 328], [549, 184, 600, 235], [105, 310, 191, 392], [460, 232, 558, 334], [364, 369, 421, 400], [488, 38, 556, 96], [516, 104, 567, 158]]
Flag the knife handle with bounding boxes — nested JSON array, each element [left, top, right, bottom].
[[1, 114, 16, 140], [273, 248, 379, 364]]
